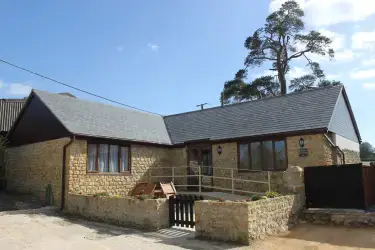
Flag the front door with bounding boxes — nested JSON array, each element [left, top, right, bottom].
[[187, 144, 212, 191]]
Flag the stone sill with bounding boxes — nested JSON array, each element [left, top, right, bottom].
[[86, 172, 131, 176]]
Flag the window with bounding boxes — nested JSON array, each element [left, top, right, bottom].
[[239, 144, 249, 170], [87, 143, 130, 173], [238, 139, 287, 171]]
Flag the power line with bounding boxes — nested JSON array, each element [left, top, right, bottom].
[[0, 59, 161, 115]]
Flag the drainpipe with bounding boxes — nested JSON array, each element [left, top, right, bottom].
[[60, 136, 75, 211], [323, 134, 345, 165]]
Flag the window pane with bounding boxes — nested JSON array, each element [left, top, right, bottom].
[[87, 144, 97, 171], [262, 141, 274, 170], [250, 142, 262, 170], [99, 144, 109, 172], [275, 140, 287, 170], [121, 147, 129, 172], [239, 144, 249, 170], [109, 145, 119, 172]]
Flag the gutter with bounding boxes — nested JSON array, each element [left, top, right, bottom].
[[323, 134, 345, 165], [60, 136, 75, 211]]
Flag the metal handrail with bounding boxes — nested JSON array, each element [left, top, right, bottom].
[[149, 166, 272, 194]]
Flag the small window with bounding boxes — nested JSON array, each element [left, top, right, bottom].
[[99, 144, 109, 172], [87, 144, 97, 172], [239, 144, 249, 170], [120, 147, 129, 172], [251, 142, 262, 171], [262, 141, 274, 170], [275, 140, 287, 170], [109, 145, 119, 172], [88, 142, 130, 173]]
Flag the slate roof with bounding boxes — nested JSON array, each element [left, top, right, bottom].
[[0, 98, 25, 133], [25, 85, 359, 145], [33, 90, 172, 145], [164, 85, 353, 144]]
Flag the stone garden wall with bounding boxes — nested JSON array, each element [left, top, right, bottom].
[[66, 194, 169, 231], [195, 194, 303, 245]]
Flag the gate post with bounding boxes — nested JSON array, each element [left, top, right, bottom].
[[231, 169, 234, 194], [198, 166, 202, 194]]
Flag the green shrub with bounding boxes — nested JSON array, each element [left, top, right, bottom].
[[251, 195, 261, 201], [265, 191, 281, 198], [93, 192, 109, 197]]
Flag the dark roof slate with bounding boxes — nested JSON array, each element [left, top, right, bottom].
[[0, 99, 25, 132], [33, 90, 172, 145], [17, 85, 359, 145], [164, 85, 348, 144]]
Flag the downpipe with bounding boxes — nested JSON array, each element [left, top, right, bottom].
[[60, 136, 75, 211]]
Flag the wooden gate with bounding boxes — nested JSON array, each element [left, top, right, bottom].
[[169, 194, 204, 228], [304, 164, 366, 209]]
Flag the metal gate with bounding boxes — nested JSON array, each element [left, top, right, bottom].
[[169, 194, 204, 228]]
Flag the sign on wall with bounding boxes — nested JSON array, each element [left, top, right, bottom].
[[299, 137, 308, 157]]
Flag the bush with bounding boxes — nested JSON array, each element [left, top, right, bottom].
[[93, 192, 109, 197], [218, 198, 225, 202], [251, 195, 261, 201], [265, 191, 281, 198]]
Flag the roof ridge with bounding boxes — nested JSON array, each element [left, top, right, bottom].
[[164, 85, 343, 118]]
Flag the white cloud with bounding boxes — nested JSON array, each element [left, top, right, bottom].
[[147, 43, 159, 52], [362, 58, 375, 66], [319, 29, 345, 50], [7, 83, 32, 96], [116, 45, 124, 52], [352, 30, 375, 50], [270, 0, 375, 27], [287, 66, 309, 79], [350, 69, 375, 79], [253, 69, 277, 79], [334, 49, 355, 61], [363, 83, 375, 89], [326, 74, 341, 80]]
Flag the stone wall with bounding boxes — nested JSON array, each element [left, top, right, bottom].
[[287, 134, 335, 167], [67, 140, 172, 196], [342, 149, 361, 164], [66, 194, 169, 231], [301, 209, 375, 227], [5, 138, 70, 206], [195, 194, 303, 245]]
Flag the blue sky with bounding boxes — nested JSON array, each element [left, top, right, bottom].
[[0, 1, 374, 144]]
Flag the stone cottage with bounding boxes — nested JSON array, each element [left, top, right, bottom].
[[4, 85, 361, 208]]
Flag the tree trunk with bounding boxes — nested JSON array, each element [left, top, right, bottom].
[[278, 70, 287, 95]]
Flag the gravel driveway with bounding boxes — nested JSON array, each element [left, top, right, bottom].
[[1, 207, 375, 250], [0, 208, 244, 250]]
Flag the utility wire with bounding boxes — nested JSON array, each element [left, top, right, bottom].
[[0, 59, 161, 115]]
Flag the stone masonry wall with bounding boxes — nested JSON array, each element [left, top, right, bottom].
[[66, 194, 169, 231], [342, 149, 361, 164], [67, 140, 172, 196], [5, 138, 70, 206], [195, 194, 303, 245], [287, 134, 335, 167]]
